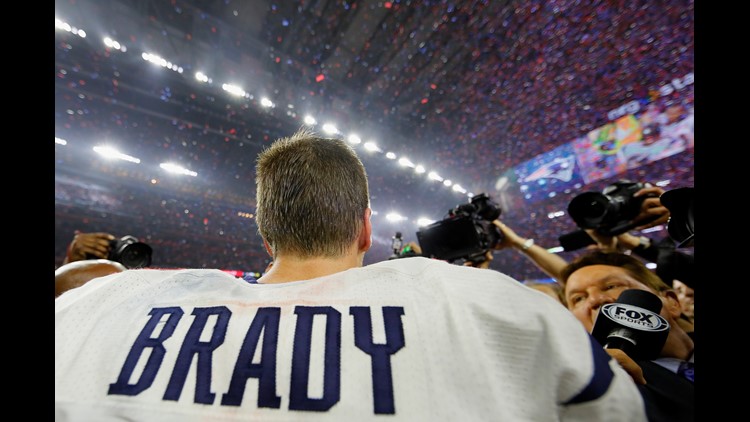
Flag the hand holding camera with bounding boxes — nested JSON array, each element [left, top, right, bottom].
[[64, 231, 117, 264], [82, 234, 153, 268], [567, 180, 661, 237], [631, 185, 670, 230]]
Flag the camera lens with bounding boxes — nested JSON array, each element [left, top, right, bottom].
[[567, 192, 611, 229], [117, 242, 153, 269]]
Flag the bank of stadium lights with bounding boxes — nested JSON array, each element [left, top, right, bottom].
[[417, 217, 435, 226], [55, 18, 86, 38], [54, 18, 474, 201], [93, 146, 141, 163], [160, 162, 198, 177], [141, 52, 183, 74], [294, 115, 468, 197], [103, 37, 127, 52], [55, 137, 67, 145], [195, 72, 212, 84], [547, 210, 566, 219]]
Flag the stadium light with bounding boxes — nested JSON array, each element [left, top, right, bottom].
[[93, 146, 140, 163], [160, 162, 198, 177]]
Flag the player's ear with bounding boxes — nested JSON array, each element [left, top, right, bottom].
[[358, 208, 372, 253], [263, 239, 274, 258]]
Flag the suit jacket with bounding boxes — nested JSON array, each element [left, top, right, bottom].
[[637, 359, 694, 422]]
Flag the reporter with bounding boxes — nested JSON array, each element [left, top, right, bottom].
[[560, 251, 694, 422]]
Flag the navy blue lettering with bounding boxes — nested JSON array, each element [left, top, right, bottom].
[[289, 306, 341, 411], [108, 307, 184, 396], [350, 306, 405, 414], [221, 307, 282, 408], [163, 306, 230, 404]]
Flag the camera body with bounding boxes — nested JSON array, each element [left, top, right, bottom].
[[567, 180, 655, 236], [87, 235, 153, 269], [416, 193, 503, 263]]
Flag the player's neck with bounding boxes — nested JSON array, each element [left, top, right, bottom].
[[257, 253, 363, 284]]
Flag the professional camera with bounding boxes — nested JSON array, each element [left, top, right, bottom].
[[416, 193, 503, 264], [87, 235, 153, 269], [566, 180, 658, 237]]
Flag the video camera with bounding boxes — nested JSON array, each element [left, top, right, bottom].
[[415, 193, 503, 264], [87, 235, 153, 269]]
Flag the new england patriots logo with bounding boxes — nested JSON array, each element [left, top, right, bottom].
[[521, 155, 576, 183]]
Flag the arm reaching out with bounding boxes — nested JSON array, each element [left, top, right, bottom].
[[493, 220, 568, 281]]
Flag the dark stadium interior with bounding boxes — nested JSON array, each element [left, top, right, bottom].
[[55, 0, 694, 280]]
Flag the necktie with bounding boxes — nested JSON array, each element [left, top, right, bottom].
[[677, 360, 694, 382]]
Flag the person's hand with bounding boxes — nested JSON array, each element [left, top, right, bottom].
[[491, 220, 527, 250], [402, 241, 422, 256], [633, 185, 669, 230], [64, 232, 116, 264], [605, 348, 647, 385]]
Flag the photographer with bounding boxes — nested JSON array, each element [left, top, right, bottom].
[[60, 231, 153, 269], [581, 185, 695, 295], [580, 184, 669, 258], [565, 181, 695, 288]]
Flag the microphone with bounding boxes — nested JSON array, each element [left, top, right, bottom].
[[591, 289, 670, 360]]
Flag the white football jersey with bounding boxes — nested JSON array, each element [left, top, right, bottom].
[[55, 257, 646, 421]]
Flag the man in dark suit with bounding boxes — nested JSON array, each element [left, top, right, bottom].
[[561, 251, 694, 422]]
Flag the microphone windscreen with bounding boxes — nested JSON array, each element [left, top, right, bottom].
[[591, 289, 670, 360], [616, 289, 662, 312]]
